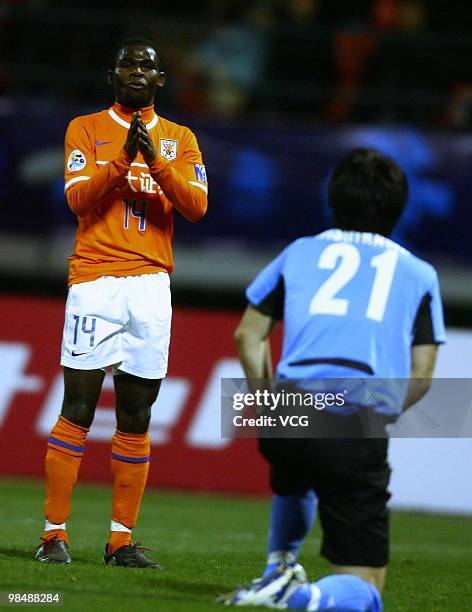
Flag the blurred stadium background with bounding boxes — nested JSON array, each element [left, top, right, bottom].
[[1, 0, 472, 517]]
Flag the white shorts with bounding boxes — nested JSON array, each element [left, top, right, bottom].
[[60, 273, 171, 379]]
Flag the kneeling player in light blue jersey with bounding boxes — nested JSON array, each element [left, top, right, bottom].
[[221, 149, 445, 610]]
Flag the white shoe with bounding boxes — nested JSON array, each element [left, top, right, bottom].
[[217, 562, 307, 608]]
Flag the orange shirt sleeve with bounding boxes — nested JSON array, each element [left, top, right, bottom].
[[147, 129, 208, 223], [64, 117, 133, 218]]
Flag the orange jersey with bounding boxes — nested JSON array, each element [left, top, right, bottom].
[[64, 102, 208, 285]]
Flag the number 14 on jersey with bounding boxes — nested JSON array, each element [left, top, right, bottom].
[[123, 198, 147, 231]]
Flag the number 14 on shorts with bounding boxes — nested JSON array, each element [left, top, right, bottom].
[[73, 315, 97, 349]]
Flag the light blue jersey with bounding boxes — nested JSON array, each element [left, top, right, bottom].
[[246, 229, 445, 415]]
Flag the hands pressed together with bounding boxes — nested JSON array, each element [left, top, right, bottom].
[[124, 111, 156, 165]]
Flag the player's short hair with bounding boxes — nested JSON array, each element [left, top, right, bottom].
[[328, 148, 408, 237], [113, 37, 160, 67]]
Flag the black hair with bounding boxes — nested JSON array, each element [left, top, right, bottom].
[[328, 148, 408, 237], [113, 37, 160, 67]]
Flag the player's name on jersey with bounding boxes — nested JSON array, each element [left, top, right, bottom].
[[317, 229, 409, 254]]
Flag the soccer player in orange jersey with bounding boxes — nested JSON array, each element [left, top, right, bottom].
[[35, 38, 208, 567]]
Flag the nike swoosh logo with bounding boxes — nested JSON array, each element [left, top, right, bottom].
[[96, 141, 112, 146], [71, 350, 88, 356]]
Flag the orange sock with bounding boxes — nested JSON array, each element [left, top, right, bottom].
[[108, 530, 132, 553], [43, 416, 89, 543], [108, 430, 150, 553]]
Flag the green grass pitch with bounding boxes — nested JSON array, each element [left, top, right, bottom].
[[0, 479, 471, 611]]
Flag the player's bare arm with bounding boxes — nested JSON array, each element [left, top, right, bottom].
[[403, 344, 439, 410], [234, 305, 276, 380], [263, 338, 273, 378]]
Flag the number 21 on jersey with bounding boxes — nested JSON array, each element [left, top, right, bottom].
[[309, 243, 399, 322]]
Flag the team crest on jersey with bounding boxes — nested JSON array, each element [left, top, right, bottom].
[[160, 139, 178, 161], [67, 149, 86, 172], [194, 164, 207, 183]]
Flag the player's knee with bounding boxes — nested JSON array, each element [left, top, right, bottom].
[[116, 403, 152, 434], [61, 398, 96, 428]]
